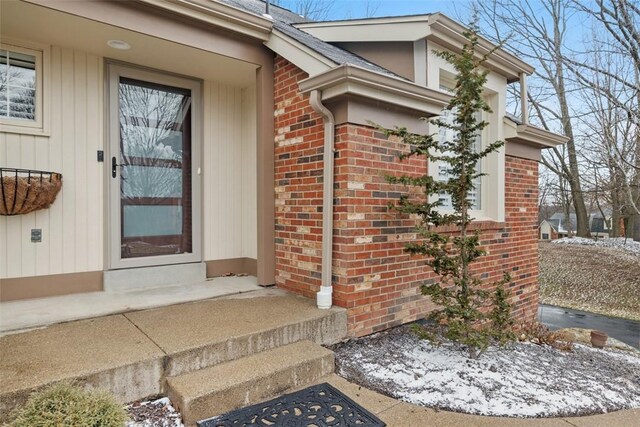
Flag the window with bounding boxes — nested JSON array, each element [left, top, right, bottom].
[[542, 233, 549, 240], [0, 42, 46, 134], [434, 85, 483, 211], [0, 49, 36, 120], [591, 217, 605, 232]]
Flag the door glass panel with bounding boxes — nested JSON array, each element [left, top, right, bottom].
[[118, 78, 192, 259], [123, 205, 183, 237]]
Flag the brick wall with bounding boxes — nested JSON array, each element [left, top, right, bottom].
[[274, 56, 325, 298], [504, 156, 540, 320], [274, 56, 540, 336]]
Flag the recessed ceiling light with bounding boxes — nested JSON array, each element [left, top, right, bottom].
[[107, 40, 131, 50]]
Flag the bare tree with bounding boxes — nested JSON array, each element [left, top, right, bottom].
[[476, 0, 592, 237], [566, 0, 640, 240], [575, 37, 638, 239], [567, 0, 639, 108], [364, 1, 382, 18], [271, 0, 335, 20]]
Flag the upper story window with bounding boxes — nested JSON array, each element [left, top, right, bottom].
[[0, 42, 46, 134], [434, 85, 483, 211]]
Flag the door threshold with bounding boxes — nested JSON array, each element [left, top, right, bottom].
[[104, 262, 206, 293]]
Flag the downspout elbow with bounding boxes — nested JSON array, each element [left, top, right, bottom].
[[309, 90, 335, 309]]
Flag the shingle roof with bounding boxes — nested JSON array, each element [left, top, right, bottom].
[[222, 0, 308, 24], [505, 113, 523, 125], [219, 0, 405, 79]]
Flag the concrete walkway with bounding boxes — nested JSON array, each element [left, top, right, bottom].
[[316, 374, 640, 427], [539, 304, 640, 348], [0, 275, 261, 335]]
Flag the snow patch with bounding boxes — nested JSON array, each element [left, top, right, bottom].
[[125, 397, 183, 427], [334, 327, 640, 418], [552, 237, 640, 255]]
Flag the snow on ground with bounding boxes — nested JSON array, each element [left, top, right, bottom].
[[334, 326, 640, 418], [126, 397, 184, 427], [552, 237, 640, 255]]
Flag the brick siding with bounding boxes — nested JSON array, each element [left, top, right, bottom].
[[274, 56, 540, 336], [274, 56, 325, 299]]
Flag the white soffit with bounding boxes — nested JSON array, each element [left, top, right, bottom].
[[3, 1, 258, 86]]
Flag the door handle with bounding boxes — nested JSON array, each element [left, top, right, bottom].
[[111, 156, 120, 178]]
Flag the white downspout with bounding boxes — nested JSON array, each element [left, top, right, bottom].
[[520, 72, 528, 125], [309, 90, 335, 309]]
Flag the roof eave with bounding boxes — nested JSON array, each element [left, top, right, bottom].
[[296, 14, 435, 27], [136, 0, 273, 40], [427, 14, 534, 82], [296, 13, 534, 82], [265, 28, 336, 75], [295, 15, 432, 41], [504, 117, 569, 149], [299, 64, 451, 117]]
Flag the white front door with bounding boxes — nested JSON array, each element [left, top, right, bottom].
[[107, 63, 202, 269]]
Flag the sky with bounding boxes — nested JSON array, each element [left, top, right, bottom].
[[274, 0, 474, 21]]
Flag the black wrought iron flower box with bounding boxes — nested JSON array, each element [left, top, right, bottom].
[[0, 167, 63, 216]]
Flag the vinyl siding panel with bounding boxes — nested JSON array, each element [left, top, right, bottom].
[[202, 82, 257, 262], [241, 85, 258, 259], [0, 47, 104, 279]]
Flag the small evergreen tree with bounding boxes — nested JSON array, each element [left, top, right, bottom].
[[383, 26, 515, 358]]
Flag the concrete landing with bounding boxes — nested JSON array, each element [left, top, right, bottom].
[[0, 315, 165, 420], [0, 275, 261, 335], [0, 289, 348, 423]]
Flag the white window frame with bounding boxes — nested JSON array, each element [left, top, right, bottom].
[[429, 75, 504, 222], [0, 40, 50, 136]]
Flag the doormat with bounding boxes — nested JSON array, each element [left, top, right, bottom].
[[197, 382, 386, 427]]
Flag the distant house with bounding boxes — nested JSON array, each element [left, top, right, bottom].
[[542, 212, 611, 239], [590, 212, 611, 238], [539, 219, 558, 240]]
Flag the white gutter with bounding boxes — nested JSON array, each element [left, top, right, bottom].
[[309, 90, 335, 309], [299, 64, 451, 117]]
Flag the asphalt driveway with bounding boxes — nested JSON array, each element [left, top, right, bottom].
[[538, 304, 640, 348]]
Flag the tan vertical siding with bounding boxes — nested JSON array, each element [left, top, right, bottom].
[[202, 82, 257, 262], [241, 85, 257, 259], [0, 47, 104, 279]]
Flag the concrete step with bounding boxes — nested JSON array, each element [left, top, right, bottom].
[[166, 340, 335, 426], [125, 293, 347, 377]]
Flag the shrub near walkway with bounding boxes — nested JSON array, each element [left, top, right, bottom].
[[539, 241, 640, 320]]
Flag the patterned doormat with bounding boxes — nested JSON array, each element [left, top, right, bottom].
[[197, 382, 386, 427]]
